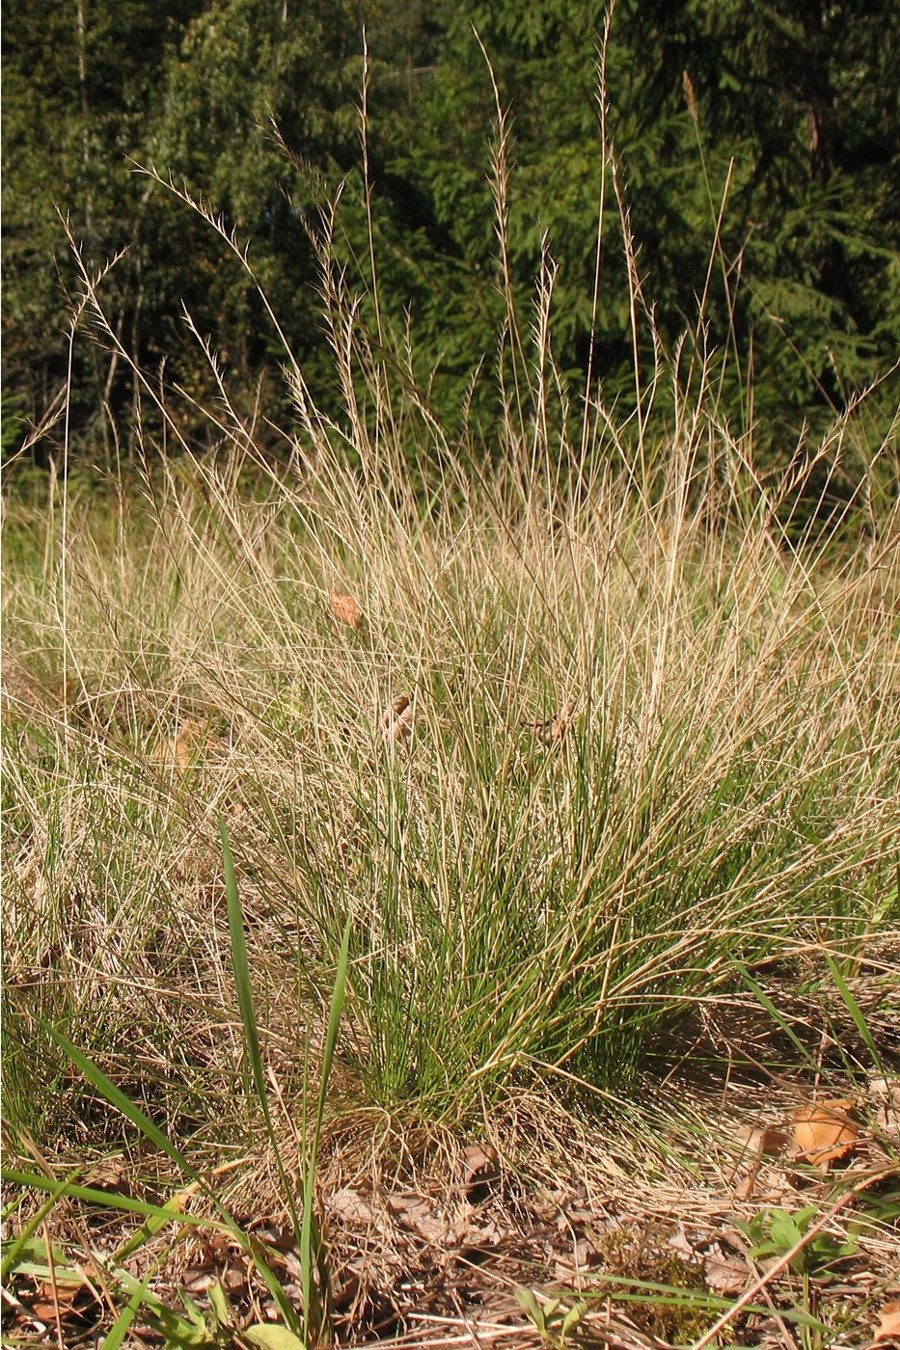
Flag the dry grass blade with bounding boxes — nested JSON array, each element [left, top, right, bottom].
[[3, 38, 899, 1345]]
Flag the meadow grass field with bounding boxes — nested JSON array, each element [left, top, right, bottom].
[[2, 161, 899, 1347]]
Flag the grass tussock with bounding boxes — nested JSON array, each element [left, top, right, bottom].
[[4, 413, 898, 1159], [2, 106, 899, 1343]]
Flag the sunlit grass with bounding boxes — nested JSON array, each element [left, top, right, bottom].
[[4, 409, 897, 1166]]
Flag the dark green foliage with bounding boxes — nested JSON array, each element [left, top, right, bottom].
[[2, 1, 200, 432], [149, 0, 364, 399], [396, 0, 899, 453], [2, 0, 898, 471]]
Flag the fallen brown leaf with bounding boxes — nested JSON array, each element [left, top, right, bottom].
[[703, 1248, 750, 1296], [524, 699, 576, 746], [30, 1276, 93, 1327], [461, 1142, 497, 1171], [221, 1266, 246, 1292], [874, 1300, 900, 1343], [733, 1171, 758, 1202], [387, 1192, 448, 1244], [386, 1191, 432, 1221], [34, 1280, 82, 1304], [460, 1142, 499, 1187], [791, 1099, 858, 1166], [382, 694, 413, 745], [327, 1188, 378, 1226], [30, 1304, 64, 1324], [869, 1076, 900, 1138], [329, 591, 363, 629], [182, 1270, 217, 1294], [736, 1123, 790, 1160]]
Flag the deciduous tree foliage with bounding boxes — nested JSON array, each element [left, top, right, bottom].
[[2, 0, 898, 468]]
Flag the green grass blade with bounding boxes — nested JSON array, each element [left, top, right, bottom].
[[313, 910, 353, 1142], [41, 1022, 203, 1183], [220, 815, 268, 1115], [112, 1272, 217, 1347], [112, 1188, 202, 1262], [2, 1169, 222, 1229], [101, 1270, 153, 1350], [219, 816, 304, 1335], [5, 1166, 301, 1337], [581, 1274, 830, 1332], [300, 909, 353, 1345], [733, 965, 817, 1069], [824, 952, 885, 1075], [0, 1171, 78, 1283]]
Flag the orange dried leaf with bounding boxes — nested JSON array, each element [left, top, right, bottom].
[[175, 718, 207, 770], [329, 591, 363, 629], [153, 717, 207, 771], [382, 695, 413, 744], [874, 1300, 900, 1343], [525, 699, 577, 746], [791, 1100, 858, 1165]]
